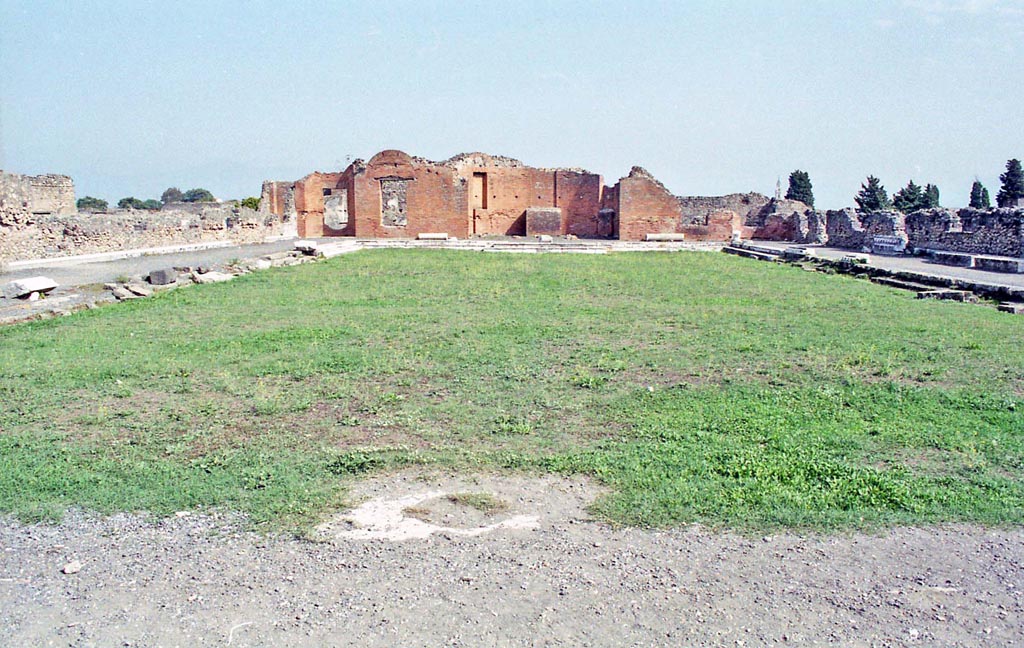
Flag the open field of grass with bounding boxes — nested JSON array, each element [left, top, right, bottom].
[[1, 250, 1022, 531]]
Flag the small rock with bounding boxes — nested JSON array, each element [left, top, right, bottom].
[[4, 276, 58, 299], [62, 560, 82, 575], [192, 271, 234, 285], [294, 239, 319, 254], [111, 287, 138, 301], [126, 283, 153, 297], [147, 268, 179, 285], [27, 291, 40, 301]]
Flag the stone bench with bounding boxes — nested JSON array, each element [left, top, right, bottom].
[[645, 233, 686, 242]]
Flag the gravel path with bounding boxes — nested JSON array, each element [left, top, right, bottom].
[[2, 472, 1021, 647]]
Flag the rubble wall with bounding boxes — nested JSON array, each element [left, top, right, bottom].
[[1, 205, 287, 262]]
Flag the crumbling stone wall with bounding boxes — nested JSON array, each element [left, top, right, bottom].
[[751, 199, 825, 244], [905, 208, 1024, 257], [679, 192, 773, 227], [0, 170, 75, 217], [825, 209, 906, 252], [821, 208, 1024, 257], [1, 204, 287, 262]]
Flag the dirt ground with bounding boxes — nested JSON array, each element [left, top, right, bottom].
[[1, 471, 1022, 647]]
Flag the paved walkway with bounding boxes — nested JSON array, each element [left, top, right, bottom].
[[0, 239, 304, 287], [751, 240, 1024, 289]]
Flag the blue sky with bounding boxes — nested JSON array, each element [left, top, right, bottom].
[[1, 0, 1022, 209]]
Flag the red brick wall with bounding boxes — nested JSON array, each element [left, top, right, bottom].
[[352, 150, 468, 239], [557, 171, 605, 237], [616, 176, 684, 241], [295, 172, 341, 238], [460, 164, 557, 236]]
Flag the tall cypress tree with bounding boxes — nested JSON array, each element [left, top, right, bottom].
[[969, 180, 991, 209], [997, 158, 1024, 207], [893, 180, 924, 213], [784, 170, 815, 207], [923, 184, 940, 208], [854, 176, 892, 212]]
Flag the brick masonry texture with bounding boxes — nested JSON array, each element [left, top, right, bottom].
[[276, 150, 811, 243]]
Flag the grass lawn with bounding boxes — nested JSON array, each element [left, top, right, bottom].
[[1, 249, 1022, 531]]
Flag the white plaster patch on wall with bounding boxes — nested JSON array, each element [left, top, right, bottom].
[[327, 490, 540, 541]]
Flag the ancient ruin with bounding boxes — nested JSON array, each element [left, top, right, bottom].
[[262, 150, 812, 242], [0, 170, 291, 262], [3, 152, 1024, 269]]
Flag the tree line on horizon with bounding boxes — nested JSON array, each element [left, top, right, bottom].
[[787, 158, 1024, 213], [76, 186, 222, 213]]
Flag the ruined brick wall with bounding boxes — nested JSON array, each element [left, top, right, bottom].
[[905, 208, 1024, 257], [294, 172, 344, 238], [352, 150, 468, 239], [447, 154, 557, 236], [556, 170, 605, 237], [0, 204, 287, 262], [616, 167, 687, 241], [260, 181, 295, 219]]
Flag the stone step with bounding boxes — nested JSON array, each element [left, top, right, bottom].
[[916, 290, 979, 303], [722, 246, 779, 262], [871, 276, 932, 292]]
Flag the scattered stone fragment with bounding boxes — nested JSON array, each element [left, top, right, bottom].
[[147, 268, 179, 285], [27, 292, 40, 301], [294, 239, 319, 254], [192, 271, 234, 284], [110, 287, 139, 301], [916, 290, 978, 303], [537, 235, 553, 243], [998, 302, 1024, 314], [126, 283, 153, 297], [3, 276, 58, 299], [248, 259, 272, 271], [62, 560, 82, 575]]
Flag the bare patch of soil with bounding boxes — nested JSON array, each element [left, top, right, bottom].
[[1, 471, 1022, 647]]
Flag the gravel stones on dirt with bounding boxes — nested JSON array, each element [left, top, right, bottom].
[[2, 471, 1022, 647]]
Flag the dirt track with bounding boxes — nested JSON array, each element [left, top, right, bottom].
[[1, 472, 1022, 647]]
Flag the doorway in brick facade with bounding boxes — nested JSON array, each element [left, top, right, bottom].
[[471, 173, 488, 210]]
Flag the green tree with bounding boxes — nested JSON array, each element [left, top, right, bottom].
[[893, 180, 924, 213], [76, 196, 108, 212], [117, 197, 146, 210], [141, 199, 162, 210], [923, 184, 940, 208], [997, 158, 1024, 207], [240, 196, 261, 210], [855, 176, 891, 212], [161, 187, 183, 204], [784, 170, 814, 207], [182, 188, 216, 203], [969, 180, 991, 209]]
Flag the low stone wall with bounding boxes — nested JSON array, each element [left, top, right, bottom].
[[1, 205, 288, 262], [824, 209, 907, 252], [822, 208, 1024, 257], [0, 170, 75, 217], [905, 208, 1024, 258]]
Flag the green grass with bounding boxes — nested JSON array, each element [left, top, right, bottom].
[[1, 249, 1022, 531]]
